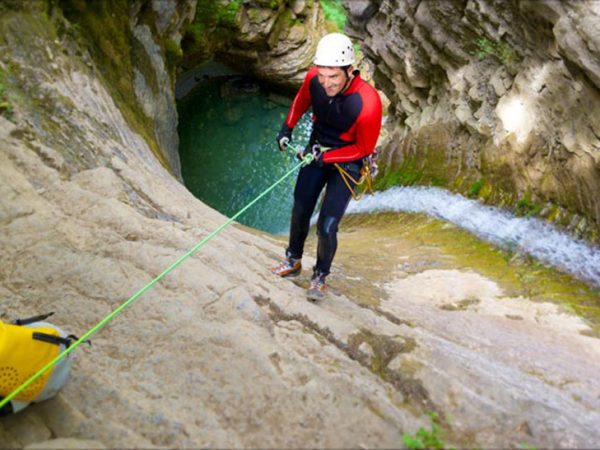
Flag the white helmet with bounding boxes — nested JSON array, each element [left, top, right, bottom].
[[314, 33, 356, 66]]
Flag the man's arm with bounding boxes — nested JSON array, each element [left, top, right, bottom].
[[285, 66, 318, 128]]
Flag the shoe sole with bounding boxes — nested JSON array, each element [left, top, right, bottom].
[[306, 290, 325, 302], [274, 269, 301, 278]]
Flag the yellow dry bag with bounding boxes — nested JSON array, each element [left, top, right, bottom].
[[0, 313, 75, 415]]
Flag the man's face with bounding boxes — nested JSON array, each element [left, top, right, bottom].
[[317, 66, 349, 97]]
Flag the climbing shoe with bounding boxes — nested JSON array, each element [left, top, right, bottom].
[[271, 256, 301, 278], [307, 270, 327, 302]]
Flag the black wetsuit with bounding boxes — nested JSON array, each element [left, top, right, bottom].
[[282, 66, 382, 276]]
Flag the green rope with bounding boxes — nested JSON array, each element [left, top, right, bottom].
[[0, 146, 313, 410]]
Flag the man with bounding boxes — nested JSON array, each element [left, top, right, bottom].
[[271, 32, 383, 301]]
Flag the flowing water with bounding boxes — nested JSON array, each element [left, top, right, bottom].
[[346, 187, 600, 289]]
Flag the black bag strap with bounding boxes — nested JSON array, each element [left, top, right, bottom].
[[14, 312, 55, 326], [31, 332, 91, 349], [32, 332, 75, 348]]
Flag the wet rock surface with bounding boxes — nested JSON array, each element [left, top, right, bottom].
[[348, 0, 600, 241]]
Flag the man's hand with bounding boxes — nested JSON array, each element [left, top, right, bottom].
[[297, 142, 330, 166], [278, 136, 289, 150], [276, 124, 293, 151]]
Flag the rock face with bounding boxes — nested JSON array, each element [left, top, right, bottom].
[[182, 0, 330, 89], [0, 4, 422, 447], [347, 0, 600, 241], [130, 1, 192, 179], [228, 0, 326, 88], [55, 0, 197, 179], [1, 1, 600, 449]]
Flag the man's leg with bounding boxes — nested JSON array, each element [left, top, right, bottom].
[[287, 164, 327, 259], [315, 164, 359, 275], [308, 163, 360, 300], [272, 164, 326, 277]]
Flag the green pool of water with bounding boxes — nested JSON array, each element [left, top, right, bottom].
[[177, 74, 311, 233]]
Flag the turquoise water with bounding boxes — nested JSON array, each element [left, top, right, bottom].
[[177, 75, 312, 233]]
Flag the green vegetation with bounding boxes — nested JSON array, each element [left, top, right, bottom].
[[268, 0, 284, 9], [402, 413, 451, 450], [373, 146, 452, 191], [468, 178, 484, 198], [320, 0, 346, 31], [267, 8, 297, 49], [374, 154, 423, 190], [164, 37, 183, 67], [215, 0, 242, 27], [373, 166, 422, 190], [182, 0, 242, 64], [0, 67, 14, 121], [515, 191, 542, 217], [473, 36, 515, 64], [184, 21, 206, 56]]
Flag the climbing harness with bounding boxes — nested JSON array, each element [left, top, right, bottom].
[[334, 153, 378, 201], [0, 145, 314, 411], [289, 139, 378, 201], [289, 141, 328, 162]]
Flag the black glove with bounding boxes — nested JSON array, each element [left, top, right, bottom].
[[276, 123, 293, 151]]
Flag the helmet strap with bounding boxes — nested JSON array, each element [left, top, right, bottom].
[[340, 66, 354, 94]]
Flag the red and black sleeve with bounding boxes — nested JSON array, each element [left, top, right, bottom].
[[285, 67, 318, 129]]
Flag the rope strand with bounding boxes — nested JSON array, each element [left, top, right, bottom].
[[0, 146, 313, 410]]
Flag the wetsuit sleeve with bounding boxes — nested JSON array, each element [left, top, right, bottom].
[[285, 67, 317, 129], [322, 86, 382, 164]]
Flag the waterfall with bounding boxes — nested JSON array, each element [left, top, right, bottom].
[[347, 186, 600, 288]]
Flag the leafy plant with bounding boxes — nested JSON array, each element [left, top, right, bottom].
[[216, 0, 242, 28], [320, 0, 346, 31], [402, 413, 450, 450], [468, 178, 484, 198], [183, 0, 242, 59], [474, 37, 514, 64], [515, 191, 542, 217]]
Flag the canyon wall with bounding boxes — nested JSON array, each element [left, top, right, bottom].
[[347, 0, 600, 241]]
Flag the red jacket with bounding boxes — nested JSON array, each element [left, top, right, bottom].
[[285, 66, 382, 164]]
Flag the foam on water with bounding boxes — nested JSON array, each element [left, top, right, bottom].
[[346, 186, 600, 288]]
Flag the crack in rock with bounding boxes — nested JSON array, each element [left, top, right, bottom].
[[253, 295, 439, 416]]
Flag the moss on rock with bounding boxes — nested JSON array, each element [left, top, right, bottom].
[[57, 0, 173, 171], [335, 212, 600, 337]]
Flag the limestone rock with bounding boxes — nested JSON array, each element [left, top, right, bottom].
[[206, 0, 328, 89], [348, 0, 600, 240]]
